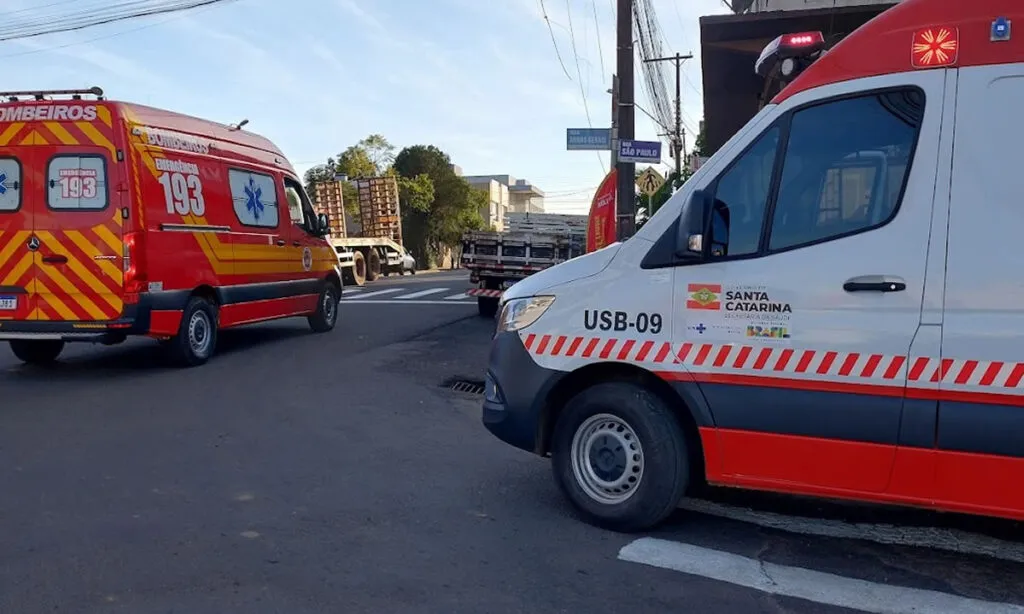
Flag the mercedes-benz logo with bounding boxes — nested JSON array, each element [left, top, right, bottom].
[[26, 236, 40, 251]]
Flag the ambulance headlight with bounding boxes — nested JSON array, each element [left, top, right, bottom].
[[497, 296, 555, 333]]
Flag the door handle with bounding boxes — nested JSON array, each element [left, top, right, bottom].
[[42, 255, 68, 265], [276, 239, 286, 246], [843, 275, 906, 293]]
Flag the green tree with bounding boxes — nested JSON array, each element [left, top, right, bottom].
[[358, 134, 396, 172], [692, 119, 707, 158], [393, 145, 483, 267]]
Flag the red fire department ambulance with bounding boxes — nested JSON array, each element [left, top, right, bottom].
[[0, 88, 342, 367], [482, 0, 1024, 531]]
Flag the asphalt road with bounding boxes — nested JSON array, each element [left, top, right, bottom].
[[1, 269, 1023, 614]]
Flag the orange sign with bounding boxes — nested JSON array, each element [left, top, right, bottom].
[[911, 27, 959, 69]]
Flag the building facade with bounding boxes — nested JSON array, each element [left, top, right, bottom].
[[462, 174, 546, 215], [464, 176, 510, 231]]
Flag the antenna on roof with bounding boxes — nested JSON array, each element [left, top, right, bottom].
[[228, 118, 249, 131], [0, 86, 104, 102]]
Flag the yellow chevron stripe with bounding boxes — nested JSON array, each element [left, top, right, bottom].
[[43, 122, 79, 145], [36, 260, 107, 320], [19, 130, 42, 145], [66, 230, 122, 284], [0, 230, 28, 267], [36, 232, 122, 312], [33, 279, 78, 321], [96, 105, 113, 128], [91, 224, 122, 254], [2, 252, 32, 285], [76, 121, 116, 157], [0, 122, 24, 146], [27, 307, 43, 320]]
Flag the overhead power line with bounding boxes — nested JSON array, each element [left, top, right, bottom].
[[537, 0, 573, 80], [0, 0, 238, 43]]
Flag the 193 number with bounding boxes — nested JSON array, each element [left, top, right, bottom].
[[158, 171, 205, 216], [59, 176, 97, 199]]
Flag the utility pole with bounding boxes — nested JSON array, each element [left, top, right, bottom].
[[642, 52, 693, 188], [615, 0, 635, 241], [609, 74, 619, 171]]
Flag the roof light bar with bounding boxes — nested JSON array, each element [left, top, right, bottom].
[[755, 31, 826, 79]]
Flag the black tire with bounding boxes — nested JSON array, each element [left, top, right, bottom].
[[367, 251, 381, 282], [9, 339, 64, 365], [165, 296, 218, 367], [308, 282, 340, 333], [478, 296, 498, 318], [349, 251, 367, 287], [409, 267, 416, 275], [551, 382, 690, 532]]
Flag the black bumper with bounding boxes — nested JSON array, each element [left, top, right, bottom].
[[0, 290, 189, 342], [482, 330, 564, 454]]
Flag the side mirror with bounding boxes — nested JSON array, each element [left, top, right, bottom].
[[674, 189, 712, 258], [317, 213, 330, 235]]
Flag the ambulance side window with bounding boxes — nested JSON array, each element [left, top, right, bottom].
[[707, 126, 780, 257], [767, 88, 923, 251], [283, 177, 318, 235], [47, 155, 107, 211], [228, 168, 279, 228], [0, 158, 21, 212]]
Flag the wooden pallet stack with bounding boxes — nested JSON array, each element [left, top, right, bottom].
[[312, 179, 347, 237], [356, 176, 402, 243]]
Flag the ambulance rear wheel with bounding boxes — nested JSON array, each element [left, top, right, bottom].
[[167, 297, 218, 367], [9, 339, 64, 365], [308, 282, 339, 333], [478, 296, 498, 318], [551, 381, 690, 532]]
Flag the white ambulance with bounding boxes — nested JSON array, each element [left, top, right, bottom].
[[482, 0, 1024, 531]]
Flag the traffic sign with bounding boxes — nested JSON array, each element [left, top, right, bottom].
[[618, 139, 662, 164], [567, 128, 612, 150], [636, 167, 665, 196]]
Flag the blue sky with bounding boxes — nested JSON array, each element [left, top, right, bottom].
[[1, 0, 728, 213]]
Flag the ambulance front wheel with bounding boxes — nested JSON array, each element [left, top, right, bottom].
[[551, 381, 690, 532], [308, 282, 340, 333], [167, 297, 218, 367], [9, 339, 64, 366]]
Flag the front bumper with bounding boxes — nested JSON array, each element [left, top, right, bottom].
[[482, 330, 564, 454]]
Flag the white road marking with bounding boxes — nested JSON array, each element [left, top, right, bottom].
[[393, 288, 448, 300], [341, 288, 404, 300], [678, 498, 1024, 564], [618, 538, 1024, 614], [338, 299, 476, 306], [444, 292, 472, 300]]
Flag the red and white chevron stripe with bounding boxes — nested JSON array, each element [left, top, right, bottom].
[[520, 334, 1024, 392], [467, 288, 503, 298]]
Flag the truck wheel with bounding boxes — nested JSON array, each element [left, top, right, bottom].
[[166, 297, 218, 367], [9, 339, 64, 365], [478, 296, 498, 318], [347, 251, 366, 286], [367, 251, 381, 282], [308, 282, 339, 333], [551, 381, 690, 532]]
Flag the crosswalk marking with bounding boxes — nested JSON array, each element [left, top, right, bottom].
[[342, 288, 404, 300], [339, 286, 474, 304], [393, 288, 448, 300], [619, 538, 1024, 614]]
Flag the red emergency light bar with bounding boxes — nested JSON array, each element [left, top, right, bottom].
[[755, 31, 826, 80]]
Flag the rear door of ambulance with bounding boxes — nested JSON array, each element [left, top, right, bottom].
[[12, 103, 124, 323]]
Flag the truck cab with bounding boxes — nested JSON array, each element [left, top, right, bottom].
[[481, 0, 1024, 531]]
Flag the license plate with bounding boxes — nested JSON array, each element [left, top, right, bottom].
[[0, 296, 16, 311]]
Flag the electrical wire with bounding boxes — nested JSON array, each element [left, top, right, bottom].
[[537, 0, 574, 80], [564, 0, 605, 174], [0, 0, 238, 42]]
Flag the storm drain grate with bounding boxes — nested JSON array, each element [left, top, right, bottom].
[[442, 377, 485, 395]]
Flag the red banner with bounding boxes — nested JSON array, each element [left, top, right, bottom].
[[586, 168, 617, 253]]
